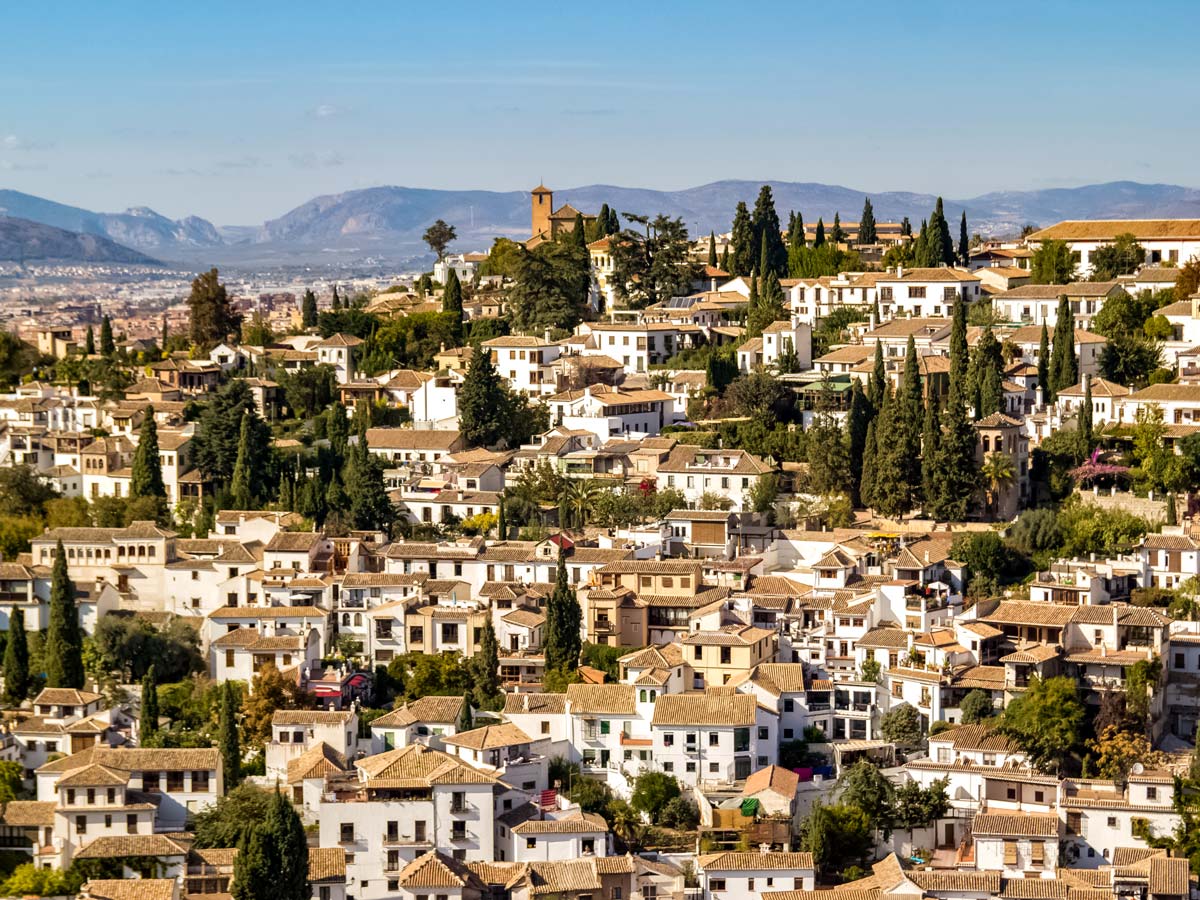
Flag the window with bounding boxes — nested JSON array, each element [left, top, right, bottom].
[[582, 838, 595, 854], [410, 626, 424, 644], [758, 727, 769, 740], [1147, 786, 1158, 800], [1003, 841, 1017, 866], [710, 880, 726, 893], [663, 733, 674, 747], [441, 623, 459, 643], [909, 287, 926, 299], [192, 771, 210, 792], [600, 720, 611, 735], [340, 823, 354, 843], [709, 762, 719, 773], [126, 813, 139, 834], [526, 838, 537, 849], [166, 771, 185, 792], [709, 732, 719, 747], [75, 815, 87, 835], [66, 789, 76, 805], [143, 772, 161, 793], [663, 761, 674, 772]]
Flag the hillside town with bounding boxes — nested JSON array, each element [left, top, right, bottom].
[[2, 184, 1200, 900]]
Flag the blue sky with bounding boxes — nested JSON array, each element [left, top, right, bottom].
[[1, 1, 1196, 224]]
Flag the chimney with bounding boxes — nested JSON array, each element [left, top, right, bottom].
[[896, 266, 904, 278], [544, 329, 552, 343]]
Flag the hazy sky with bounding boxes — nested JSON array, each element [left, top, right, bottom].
[[2, 1, 1197, 224]]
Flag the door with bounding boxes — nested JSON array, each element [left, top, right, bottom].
[[944, 823, 954, 847]]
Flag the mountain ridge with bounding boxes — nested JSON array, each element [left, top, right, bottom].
[[0, 215, 161, 264]]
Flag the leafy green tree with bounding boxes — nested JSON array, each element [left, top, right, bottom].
[[242, 312, 274, 347], [2, 609, 31, 706], [1079, 377, 1094, 447], [508, 240, 591, 332], [422, 219, 456, 260], [729, 202, 754, 276], [194, 784, 271, 848], [219, 681, 242, 792], [187, 268, 242, 351], [806, 414, 850, 497], [1090, 233, 1146, 279], [630, 771, 681, 818], [746, 271, 786, 338], [858, 198, 877, 245], [838, 759, 894, 836], [301, 289, 318, 328], [802, 803, 874, 876], [99, 316, 115, 357], [194, 380, 273, 487], [1049, 297, 1078, 396], [891, 778, 949, 847], [1099, 332, 1164, 388], [1030, 240, 1077, 284], [131, 409, 165, 501], [960, 689, 996, 724], [140, 665, 159, 743], [998, 675, 1085, 773], [610, 214, 699, 309], [880, 703, 922, 746], [45, 541, 84, 689]]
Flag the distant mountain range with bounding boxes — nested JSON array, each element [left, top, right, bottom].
[[4, 180, 1200, 265], [0, 215, 160, 264]]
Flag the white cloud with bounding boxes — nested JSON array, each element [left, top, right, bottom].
[[288, 151, 345, 169], [310, 104, 345, 119]]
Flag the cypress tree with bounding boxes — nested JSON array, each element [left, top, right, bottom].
[[845, 382, 871, 507], [265, 788, 309, 900], [443, 269, 464, 315], [814, 218, 826, 248], [219, 681, 241, 792], [475, 618, 501, 707], [572, 212, 587, 248], [331, 285, 342, 310], [131, 408, 166, 500], [496, 495, 507, 540], [459, 693, 475, 731], [871, 390, 917, 520], [900, 335, 923, 427], [161, 318, 169, 350], [830, 212, 846, 246], [921, 393, 941, 509], [900, 217, 912, 238], [751, 184, 787, 277], [958, 211, 970, 266], [84, 326, 96, 356], [1167, 493, 1178, 527], [141, 665, 159, 743], [707, 232, 717, 268], [719, 247, 730, 273], [858, 198, 877, 245], [926, 393, 980, 522], [278, 477, 294, 512], [544, 549, 581, 673], [2, 609, 30, 706], [913, 219, 930, 267], [928, 197, 955, 266], [301, 289, 318, 328], [327, 402, 350, 460], [897, 336, 924, 503], [729, 202, 754, 277], [971, 328, 1005, 419], [99, 316, 115, 357], [758, 232, 770, 278], [1038, 324, 1052, 402], [1049, 296, 1078, 395], [324, 470, 347, 520], [949, 299, 968, 403], [860, 419, 878, 509], [791, 212, 806, 249], [230, 412, 254, 510], [459, 343, 511, 448], [343, 439, 394, 532], [868, 341, 886, 411], [1080, 377, 1094, 448], [232, 823, 272, 900], [45, 541, 84, 689]]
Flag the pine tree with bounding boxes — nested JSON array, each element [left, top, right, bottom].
[[100, 316, 115, 357], [1038, 324, 1052, 402], [845, 382, 871, 507], [45, 541, 84, 689], [814, 218, 826, 248], [949, 298, 969, 405], [84, 326, 96, 356], [219, 681, 241, 792], [459, 344, 511, 448], [2, 609, 30, 706], [265, 788, 309, 900], [751, 185, 787, 277], [1049, 296, 1078, 396], [187, 268, 241, 351], [729, 202, 754, 277], [230, 412, 255, 510], [858, 198, 877, 245], [131, 408, 166, 500], [301, 289, 318, 328], [141, 665, 159, 743], [443, 269, 464, 315], [707, 232, 717, 268], [958, 211, 969, 266], [1080, 377, 1094, 448], [343, 438, 394, 531], [475, 618, 501, 708]]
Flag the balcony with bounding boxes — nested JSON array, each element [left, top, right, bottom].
[[450, 831, 471, 843], [382, 832, 430, 847]]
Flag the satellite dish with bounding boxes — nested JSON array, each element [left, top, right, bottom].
[[1131, 763, 1145, 775]]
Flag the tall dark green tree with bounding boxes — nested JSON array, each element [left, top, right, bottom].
[[860, 418, 879, 510], [45, 540, 84, 689], [858, 198, 877, 245], [301, 289, 318, 329], [473, 618, 501, 708], [813, 218, 826, 248], [868, 341, 886, 411], [342, 438, 394, 531], [84, 326, 96, 356], [751, 185, 787, 277], [458, 344, 511, 448], [830, 212, 846, 246], [970, 329, 1005, 419], [331, 285, 342, 310], [1038, 324, 1052, 402], [232, 819, 272, 900], [496, 494, 508, 540], [230, 412, 255, 510], [544, 549, 582, 673], [870, 390, 919, 519], [958, 211, 969, 266], [921, 393, 941, 508], [896, 336, 924, 500], [927, 198, 955, 266], [845, 381, 871, 507], [442, 270, 464, 343], [571, 212, 587, 249], [1049, 297, 1078, 396], [265, 789, 309, 900], [141, 665, 159, 743], [1080, 377, 1094, 447], [789, 211, 806, 250], [729, 202, 754, 277], [925, 394, 980, 521], [219, 681, 241, 792], [2, 609, 30, 706], [949, 299, 969, 404], [99, 316, 115, 357], [900, 217, 912, 237], [707, 232, 718, 268], [131, 408, 166, 501], [187, 268, 242, 351]]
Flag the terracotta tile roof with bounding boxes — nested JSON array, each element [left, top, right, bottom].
[[856, 625, 910, 649], [0, 800, 55, 827], [271, 709, 354, 726], [33, 687, 103, 706], [82, 880, 177, 900], [1000, 644, 1061, 664], [308, 846, 347, 883], [39, 746, 219, 774], [909, 872, 1001, 892], [75, 834, 190, 859], [929, 722, 1013, 752], [743, 764, 800, 798], [372, 695, 465, 728], [1000, 878, 1069, 899], [697, 851, 815, 871], [365, 427, 465, 451], [396, 851, 487, 889], [952, 665, 1006, 690], [503, 693, 567, 715], [1149, 857, 1190, 896], [651, 693, 757, 727], [982, 601, 1075, 627], [618, 644, 685, 669], [1029, 219, 1200, 241], [746, 663, 809, 696], [528, 859, 604, 895], [512, 810, 608, 834], [354, 743, 499, 787], [56, 764, 131, 788], [566, 683, 637, 716], [443, 722, 531, 750], [287, 742, 348, 783], [972, 811, 1060, 837]]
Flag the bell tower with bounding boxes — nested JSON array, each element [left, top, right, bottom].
[[531, 184, 553, 238]]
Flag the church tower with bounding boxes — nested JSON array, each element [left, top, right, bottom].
[[531, 184, 553, 238]]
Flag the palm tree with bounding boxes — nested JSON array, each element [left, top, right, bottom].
[[563, 480, 601, 530], [981, 451, 1016, 519]]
